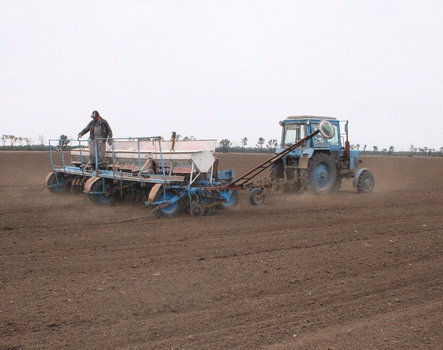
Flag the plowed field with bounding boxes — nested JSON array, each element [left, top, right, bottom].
[[1, 151, 442, 349]]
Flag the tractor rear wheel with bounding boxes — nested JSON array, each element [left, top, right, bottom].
[[301, 153, 337, 194], [357, 169, 375, 193]]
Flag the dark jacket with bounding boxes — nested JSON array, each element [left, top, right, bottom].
[[79, 118, 113, 140]]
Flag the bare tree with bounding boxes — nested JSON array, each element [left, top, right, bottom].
[[241, 137, 248, 149], [256, 137, 265, 149], [57, 134, 70, 151], [409, 144, 414, 156], [266, 139, 277, 152], [10, 135, 17, 147], [24, 137, 32, 149], [219, 139, 232, 153]]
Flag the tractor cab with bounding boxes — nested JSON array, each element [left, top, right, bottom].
[[279, 116, 341, 151], [277, 116, 360, 167]]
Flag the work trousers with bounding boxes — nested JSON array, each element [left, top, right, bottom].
[[89, 139, 107, 169]]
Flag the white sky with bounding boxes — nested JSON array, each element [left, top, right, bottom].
[[1, 0, 442, 151]]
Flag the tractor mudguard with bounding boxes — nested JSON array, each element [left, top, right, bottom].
[[349, 150, 360, 170], [302, 148, 315, 158], [353, 168, 369, 188], [298, 149, 315, 169], [298, 156, 309, 169]]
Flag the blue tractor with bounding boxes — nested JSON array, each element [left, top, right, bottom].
[[226, 118, 374, 205], [270, 116, 375, 195]]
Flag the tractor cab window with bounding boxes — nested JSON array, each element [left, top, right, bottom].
[[283, 124, 306, 145], [311, 123, 340, 147]]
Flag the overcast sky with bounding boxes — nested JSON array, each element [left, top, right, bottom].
[[1, 0, 442, 151]]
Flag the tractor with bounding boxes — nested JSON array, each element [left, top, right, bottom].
[[269, 116, 375, 196], [225, 117, 375, 205]]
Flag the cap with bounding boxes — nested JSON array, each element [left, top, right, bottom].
[[91, 110, 100, 118]]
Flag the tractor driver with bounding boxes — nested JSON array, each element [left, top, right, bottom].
[[78, 110, 113, 170]]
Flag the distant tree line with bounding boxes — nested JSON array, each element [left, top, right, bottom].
[[2, 134, 34, 149], [216, 139, 443, 157], [1, 134, 64, 151], [217, 137, 278, 153], [2, 133, 443, 157], [349, 143, 443, 157]]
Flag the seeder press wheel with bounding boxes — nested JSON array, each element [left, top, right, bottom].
[[220, 190, 239, 208], [189, 202, 204, 217], [45, 172, 71, 193], [154, 190, 183, 218], [87, 178, 117, 205]]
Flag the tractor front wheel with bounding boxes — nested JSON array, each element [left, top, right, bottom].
[[357, 169, 375, 193]]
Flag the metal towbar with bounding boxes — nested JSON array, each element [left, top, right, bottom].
[[225, 128, 322, 190]]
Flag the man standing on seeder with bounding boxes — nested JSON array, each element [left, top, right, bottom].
[[78, 110, 113, 170]]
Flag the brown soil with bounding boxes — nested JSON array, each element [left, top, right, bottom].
[[1, 151, 443, 349]]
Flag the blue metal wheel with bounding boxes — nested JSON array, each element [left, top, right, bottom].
[[301, 153, 337, 194], [89, 179, 116, 205], [46, 172, 71, 193], [156, 190, 182, 217], [220, 190, 239, 208]]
